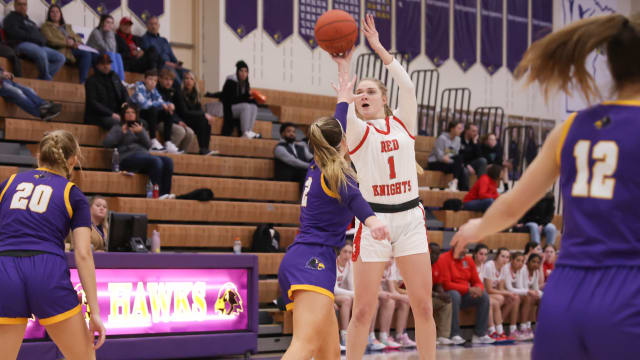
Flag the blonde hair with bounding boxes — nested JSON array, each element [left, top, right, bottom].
[[182, 71, 202, 104], [308, 117, 356, 202], [515, 14, 640, 104], [89, 195, 109, 228], [38, 130, 80, 179], [355, 78, 394, 119]]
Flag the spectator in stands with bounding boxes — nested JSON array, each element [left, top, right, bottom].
[[462, 165, 503, 212], [334, 241, 354, 351], [482, 248, 524, 341], [501, 252, 537, 340], [472, 243, 489, 277], [460, 123, 487, 177], [480, 133, 511, 185], [542, 244, 556, 282], [132, 69, 179, 153], [84, 54, 131, 130], [377, 260, 415, 348], [88, 196, 109, 251], [524, 241, 545, 290], [0, 65, 61, 120], [179, 71, 218, 155], [3, 0, 65, 80], [0, 27, 22, 77], [429, 243, 455, 345], [103, 103, 174, 199], [520, 191, 557, 246], [141, 16, 186, 82], [427, 120, 469, 191], [471, 243, 506, 341], [274, 122, 313, 192], [221, 60, 260, 138], [116, 17, 163, 74], [41, 4, 97, 83], [155, 68, 195, 153], [87, 14, 125, 81], [438, 247, 494, 344]]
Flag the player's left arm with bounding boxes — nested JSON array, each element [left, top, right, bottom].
[[386, 59, 417, 135]]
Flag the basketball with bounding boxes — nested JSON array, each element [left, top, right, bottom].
[[314, 9, 358, 55]]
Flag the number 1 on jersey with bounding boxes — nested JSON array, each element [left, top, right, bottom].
[[387, 156, 396, 180]]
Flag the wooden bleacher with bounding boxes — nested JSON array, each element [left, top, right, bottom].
[[0, 62, 538, 339]]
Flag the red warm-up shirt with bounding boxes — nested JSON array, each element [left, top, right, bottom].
[[431, 261, 442, 286], [543, 261, 554, 281], [437, 250, 484, 295], [463, 174, 499, 202]]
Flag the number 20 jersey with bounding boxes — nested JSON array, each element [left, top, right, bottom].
[[557, 101, 640, 268], [0, 168, 91, 258], [348, 115, 418, 205]]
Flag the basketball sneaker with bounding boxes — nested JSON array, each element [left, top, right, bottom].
[[395, 333, 416, 347]]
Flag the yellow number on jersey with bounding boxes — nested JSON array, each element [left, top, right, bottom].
[[571, 140, 618, 199], [9, 182, 53, 213]]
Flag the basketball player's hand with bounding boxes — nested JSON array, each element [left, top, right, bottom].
[[331, 74, 363, 104], [89, 314, 107, 349], [365, 216, 390, 241], [450, 218, 483, 258], [362, 14, 382, 51]]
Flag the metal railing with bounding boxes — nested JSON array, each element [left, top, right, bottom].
[[437, 88, 471, 134], [411, 69, 440, 136], [473, 106, 505, 137]]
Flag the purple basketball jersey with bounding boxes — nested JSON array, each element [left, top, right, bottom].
[[558, 101, 640, 267], [0, 168, 91, 258]]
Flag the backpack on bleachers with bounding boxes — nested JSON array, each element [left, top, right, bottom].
[[251, 224, 280, 252], [443, 199, 463, 211]]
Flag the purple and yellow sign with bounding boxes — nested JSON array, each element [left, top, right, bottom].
[[25, 268, 249, 338], [83, 0, 121, 15]]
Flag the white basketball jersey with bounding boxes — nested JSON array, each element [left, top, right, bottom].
[[349, 114, 419, 205]]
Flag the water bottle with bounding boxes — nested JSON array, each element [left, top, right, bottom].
[[233, 237, 242, 254], [151, 230, 161, 253], [152, 184, 159, 199], [146, 181, 153, 198], [111, 148, 120, 172]]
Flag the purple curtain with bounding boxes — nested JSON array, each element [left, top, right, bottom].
[[226, 0, 258, 39], [506, 0, 527, 73], [364, 0, 391, 51], [263, 0, 294, 44], [127, 0, 165, 24], [480, 0, 503, 74], [84, 0, 121, 15], [532, 0, 552, 43], [298, 0, 328, 49], [43, 0, 74, 7], [453, 0, 477, 72], [426, 0, 450, 67], [395, 0, 421, 62], [333, 0, 361, 46]]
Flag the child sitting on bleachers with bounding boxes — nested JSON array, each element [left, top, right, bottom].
[[462, 165, 502, 212]]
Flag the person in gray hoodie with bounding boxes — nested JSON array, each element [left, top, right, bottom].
[[103, 103, 174, 198], [88, 14, 125, 81], [428, 120, 469, 191]]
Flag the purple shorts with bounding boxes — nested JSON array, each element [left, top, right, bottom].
[[278, 243, 337, 311], [533, 265, 640, 360], [0, 254, 80, 325]]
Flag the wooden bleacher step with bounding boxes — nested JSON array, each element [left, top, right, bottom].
[[148, 224, 298, 249]]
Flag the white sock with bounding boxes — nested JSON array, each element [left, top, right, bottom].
[[496, 324, 504, 335], [525, 321, 531, 329], [510, 325, 517, 333], [488, 326, 496, 334], [369, 332, 376, 341], [379, 332, 389, 341], [340, 330, 347, 342], [519, 323, 526, 331]]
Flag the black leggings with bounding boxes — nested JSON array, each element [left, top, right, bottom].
[[140, 107, 173, 141], [428, 155, 469, 191], [183, 114, 211, 150]]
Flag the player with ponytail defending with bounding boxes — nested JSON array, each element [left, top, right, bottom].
[[278, 75, 389, 360], [0, 130, 105, 359], [452, 14, 640, 359]]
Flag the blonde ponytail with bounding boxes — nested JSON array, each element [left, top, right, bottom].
[[38, 130, 80, 179], [309, 117, 356, 202], [514, 14, 632, 104]]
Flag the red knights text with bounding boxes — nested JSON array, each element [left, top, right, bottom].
[[372, 180, 412, 197], [380, 139, 399, 153]]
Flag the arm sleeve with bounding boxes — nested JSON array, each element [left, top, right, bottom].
[[150, 89, 168, 107], [4, 16, 30, 42], [41, 24, 66, 48], [345, 102, 368, 151], [481, 261, 494, 282], [135, 129, 152, 149], [386, 59, 417, 135], [334, 101, 349, 131], [167, 40, 178, 63], [476, 177, 494, 200], [69, 186, 91, 230], [87, 30, 107, 52], [274, 146, 310, 169], [342, 179, 375, 224], [103, 125, 123, 148], [439, 258, 470, 294], [86, 80, 116, 117]]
